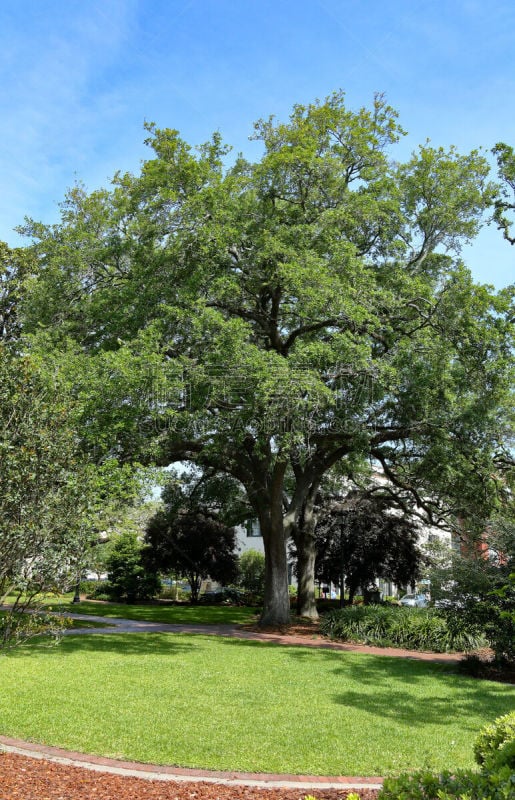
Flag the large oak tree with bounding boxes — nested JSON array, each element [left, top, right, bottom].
[[19, 93, 515, 625]]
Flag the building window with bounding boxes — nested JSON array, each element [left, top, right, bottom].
[[246, 519, 261, 537]]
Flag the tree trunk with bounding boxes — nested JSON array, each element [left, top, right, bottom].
[[348, 582, 358, 605], [189, 573, 201, 604], [259, 517, 290, 627], [292, 483, 320, 620], [296, 530, 318, 619]]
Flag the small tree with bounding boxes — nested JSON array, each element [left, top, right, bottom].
[[476, 572, 515, 664], [314, 496, 424, 604], [238, 549, 266, 596], [106, 531, 161, 603], [420, 537, 455, 601], [144, 510, 238, 603], [0, 347, 99, 648], [442, 520, 515, 664]]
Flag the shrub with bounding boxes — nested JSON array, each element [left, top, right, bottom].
[[379, 713, 515, 799], [0, 609, 70, 649], [79, 579, 101, 596], [479, 573, 515, 664], [106, 531, 161, 603], [320, 604, 485, 652], [474, 711, 515, 770], [85, 580, 112, 600], [437, 565, 515, 665], [488, 739, 515, 772], [379, 766, 515, 800], [237, 550, 265, 595]]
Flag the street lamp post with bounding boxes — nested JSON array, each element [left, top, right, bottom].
[[339, 514, 346, 608]]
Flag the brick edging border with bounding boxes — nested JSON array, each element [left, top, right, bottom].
[[0, 735, 384, 790]]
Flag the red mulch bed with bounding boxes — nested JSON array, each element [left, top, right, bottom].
[[241, 620, 325, 638], [0, 753, 380, 800]]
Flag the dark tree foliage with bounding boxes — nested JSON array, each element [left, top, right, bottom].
[[144, 510, 238, 603], [314, 496, 424, 603]]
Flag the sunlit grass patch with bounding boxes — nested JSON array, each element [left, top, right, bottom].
[[41, 596, 259, 626]]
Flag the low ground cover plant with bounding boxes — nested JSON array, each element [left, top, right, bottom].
[[320, 604, 486, 653]]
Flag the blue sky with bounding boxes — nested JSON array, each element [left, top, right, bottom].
[[0, 0, 513, 288]]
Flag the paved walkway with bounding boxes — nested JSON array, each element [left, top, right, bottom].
[[62, 613, 464, 664], [1, 615, 465, 791]]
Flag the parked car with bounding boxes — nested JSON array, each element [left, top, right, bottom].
[[399, 593, 428, 608]]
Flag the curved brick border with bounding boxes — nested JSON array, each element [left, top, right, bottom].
[[0, 736, 384, 790]]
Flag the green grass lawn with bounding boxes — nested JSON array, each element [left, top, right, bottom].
[[1, 633, 514, 776], [42, 597, 259, 626]]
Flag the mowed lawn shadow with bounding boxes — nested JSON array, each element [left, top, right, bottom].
[[6, 631, 201, 659], [221, 637, 515, 733]]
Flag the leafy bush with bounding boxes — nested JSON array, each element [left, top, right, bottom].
[[474, 711, 515, 769], [477, 573, 515, 664], [320, 604, 485, 652], [0, 609, 70, 649], [379, 766, 515, 800], [79, 579, 101, 596], [429, 521, 514, 664], [488, 739, 515, 772], [85, 580, 112, 600], [379, 711, 515, 799], [237, 549, 265, 595], [106, 531, 161, 603]]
